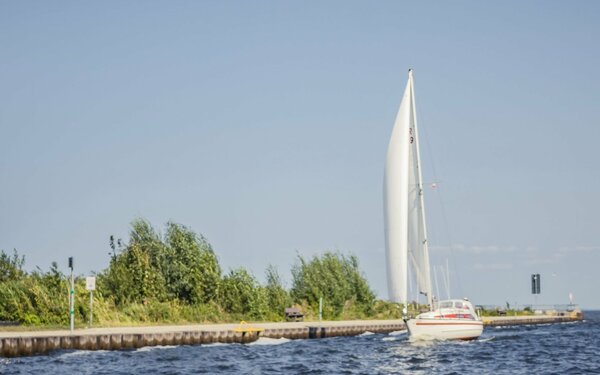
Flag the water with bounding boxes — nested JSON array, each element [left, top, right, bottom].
[[2, 312, 599, 374]]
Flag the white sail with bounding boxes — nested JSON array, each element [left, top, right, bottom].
[[384, 70, 433, 307], [384, 73, 413, 304]]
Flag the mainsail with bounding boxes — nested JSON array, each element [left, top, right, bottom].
[[384, 70, 433, 307]]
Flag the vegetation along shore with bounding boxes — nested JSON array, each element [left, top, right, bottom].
[[1, 219, 558, 330], [0, 219, 401, 329]]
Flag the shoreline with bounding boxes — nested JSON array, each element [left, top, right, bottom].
[[0, 314, 583, 357]]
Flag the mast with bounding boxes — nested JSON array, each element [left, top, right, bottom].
[[408, 70, 434, 309]]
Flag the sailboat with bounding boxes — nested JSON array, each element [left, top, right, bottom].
[[384, 70, 483, 340]]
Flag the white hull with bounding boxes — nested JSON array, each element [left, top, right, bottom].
[[406, 318, 483, 340]]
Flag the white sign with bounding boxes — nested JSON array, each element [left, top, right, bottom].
[[86, 276, 96, 291]]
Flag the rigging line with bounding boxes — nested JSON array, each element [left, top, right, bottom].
[[433, 265, 441, 305], [435, 185, 464, 297], [408, 250, 426, 302], [414, 98, 464, 298]]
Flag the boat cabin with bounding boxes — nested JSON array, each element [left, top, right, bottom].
[[432, 299, 478, 320]]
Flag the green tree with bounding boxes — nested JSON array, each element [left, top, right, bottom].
[[264, 265, 291, 319], [101, 219, 221, 306], [101, 219, 168, 304], [0, 249, 25, 282], [195, 239, 221, 303], [291, 251, 375, 318], [0, 261, 70, 325], [162, 222, 221, 304], [219, 268, 268, 319]]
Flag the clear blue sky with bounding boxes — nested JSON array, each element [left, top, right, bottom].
[[1, 1, 599, 308]]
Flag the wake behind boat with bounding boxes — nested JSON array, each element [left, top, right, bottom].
[[383, 70, 483, 341]]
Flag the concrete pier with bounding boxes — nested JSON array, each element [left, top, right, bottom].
[[482, 314, 582, 326], [0, 314, 582, 357], [0, 320, 404, 357]]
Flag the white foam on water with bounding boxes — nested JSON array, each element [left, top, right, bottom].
[[135, 345, 177, 353], [388, 330, 407, 336], [478, 336, 495, 342], [408, 337, 439, 347], [57, 350, 97, 359], [247, 337, 291, 346], [358, 331, 375, 337], [560, 321, 580, 325], [202, 342, 234, 347], [382, 336, 396, 342]]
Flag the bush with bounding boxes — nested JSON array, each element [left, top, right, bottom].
[[0, 220, 382, 327], [219, 268, 268, 320], [291, 251, 375, 319]]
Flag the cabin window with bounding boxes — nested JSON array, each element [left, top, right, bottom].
[[439, 301, 453, 308], [454, 301, 464, 309]]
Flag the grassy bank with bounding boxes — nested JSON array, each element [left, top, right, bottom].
[[1, 219, 404, 329]]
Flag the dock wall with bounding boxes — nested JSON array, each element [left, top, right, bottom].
[[0, 329, 260, 357], [483, 314, 582, 326], [0, 315, 582, 357]]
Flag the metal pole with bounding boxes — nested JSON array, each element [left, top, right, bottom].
[[70, 268, 74, 332], [89, 290, 93, 327], [319, 297, 323, 322]]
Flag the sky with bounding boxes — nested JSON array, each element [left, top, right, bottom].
[[1, 1, 599, 309]]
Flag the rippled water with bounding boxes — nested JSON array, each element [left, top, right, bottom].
[[2, 311, 599, 374]]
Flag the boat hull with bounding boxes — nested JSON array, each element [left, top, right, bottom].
[[406, 318, 483, 340]]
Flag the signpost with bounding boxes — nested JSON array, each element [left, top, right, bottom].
[[531, 274, 541, 294], [68, 257, 74, 332], [318, 297, 323, 322], [531, 273, 541, 306], [86, 276, 96, 327]]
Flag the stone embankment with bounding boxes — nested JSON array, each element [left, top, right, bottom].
[[482, 313, 582, 326], [0, 314, 582, 357]]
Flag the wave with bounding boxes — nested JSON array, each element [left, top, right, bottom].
[[202, 342, 234, 347], [55, 349, 102, 359], [358, 331, 375, 337], [247, 337, 291, 346], [135, 345, 178, 353]]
